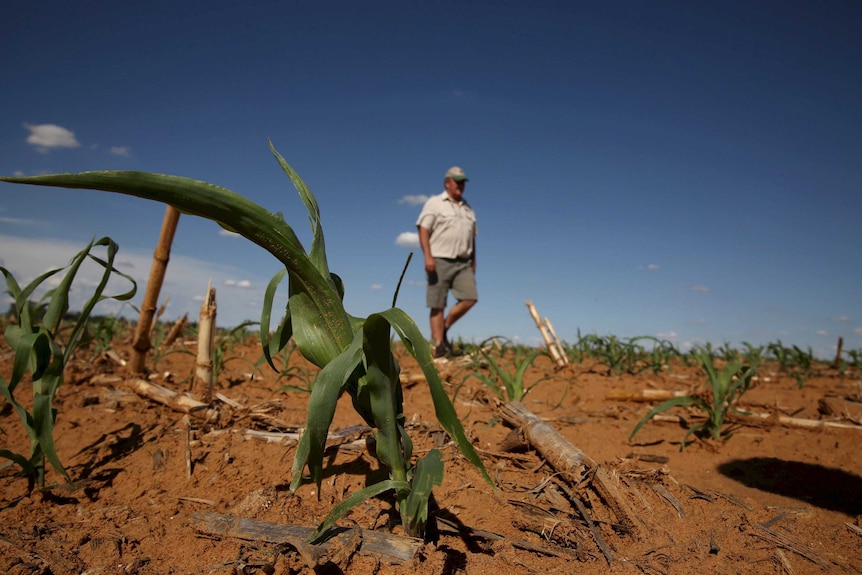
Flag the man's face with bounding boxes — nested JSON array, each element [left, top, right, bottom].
[[445, 177, 466, 200]]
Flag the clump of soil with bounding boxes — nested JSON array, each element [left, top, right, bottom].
[[2, 340, 861, 574]]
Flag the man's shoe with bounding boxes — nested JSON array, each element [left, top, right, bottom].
[[433, 341, 451, 359]]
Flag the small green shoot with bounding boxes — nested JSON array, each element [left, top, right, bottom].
[[630, 349, 756, 450], [1, 238, 136, 490]]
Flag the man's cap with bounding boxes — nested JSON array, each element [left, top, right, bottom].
[[445, 166, 469, 181]]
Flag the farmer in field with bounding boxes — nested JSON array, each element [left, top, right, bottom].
[[416, 166, 478, 359]]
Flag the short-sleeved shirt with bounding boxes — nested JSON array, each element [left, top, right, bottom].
[[416, 192, 477, 260]]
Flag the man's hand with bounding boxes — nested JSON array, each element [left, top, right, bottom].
[[418, 225, 435, 273]]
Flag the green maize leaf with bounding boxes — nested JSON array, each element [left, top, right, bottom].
[[359, 313, 407, 484], [308, 479, 410, 543], [288, 289, 344, 369], [32, 386, 71, 482], [481, 352, 510, 398], [403, 449, 444, 537], [391, 253, 413, 309], [4, 327, 51, 393], [62, 238, 137, 364], [0, 374, 36, 448], [461, 371, 504, 400], [0, 449, 36, 476], [399, 417, 414, 465], [0, 268, 24, 327], [379, 307, 493, 489], [0, 171, 354, 359], [1, 265, 64, 334], [681, 423, 708, 448], [271, 145, 349, 367], [42, 237, 96, 333], [290, 327, 366, 491], [269, 142, 333, 287], [629, 395, 710, 442], [260, 269, 291, 372]]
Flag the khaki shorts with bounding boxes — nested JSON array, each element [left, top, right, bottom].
[[426, 258, 478, 309]]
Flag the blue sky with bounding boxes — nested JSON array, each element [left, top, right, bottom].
[[2, 1, 860, 358]]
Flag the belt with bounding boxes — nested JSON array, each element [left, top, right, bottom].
[[439, 257, 472, 263]]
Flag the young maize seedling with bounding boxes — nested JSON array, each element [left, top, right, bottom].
[[0, 143, 491, 538], [0, 238, 136, 491], [629, 348, 756, 450], [459, 337, 559, 403]]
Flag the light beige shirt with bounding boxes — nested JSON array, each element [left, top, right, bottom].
[[416, 191, 477, 259]]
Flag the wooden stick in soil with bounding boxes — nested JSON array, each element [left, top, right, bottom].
[[651, 411, 862, 430], [183, 415, 193, 478], [194, 281, 216, 403], [499, 401, 645, 541], [149, 295, 169, 337], [190, 511, 422, 563], [130, 205, 181, 374], [162, 313, 188, 347], [525, 300, 567, 368], [834, 336, 844, 369], [499, 401, 595, 482], [127, 378, 218, 423], [543, 316, 569, 366], [606, 389, 690, 402], [818, 397, 862, 425]]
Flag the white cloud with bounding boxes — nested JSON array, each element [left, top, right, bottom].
[[637, 263, 660, 271], [371, 283, 382, 290], [398, 194, 429, 206], [24, 123, 81, 152], [832, 316, 852, 323], [395, 231, 420, 248], [13, 170, 25, 177], [854, 327, 862, 336], [218, 229, 240, 238], [689, 285, 709, 293], [110, 146, 131, 157], [816, 330, 828, 336], [224, 279, 253, 289], [656, 331, 678, 340], [0, 216, 43, 226]]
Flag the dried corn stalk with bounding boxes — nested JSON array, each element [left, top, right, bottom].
[[525, 300, 568, 367], [194, 281, 216, 403], [130, 205, 181, 373]]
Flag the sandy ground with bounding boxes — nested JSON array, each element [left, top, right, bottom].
[[1, 338, 861, 575]]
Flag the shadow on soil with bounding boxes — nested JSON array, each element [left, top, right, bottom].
[[718, 457, 862, 517]]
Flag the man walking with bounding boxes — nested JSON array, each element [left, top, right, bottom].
[[416, 166, 478, 359]]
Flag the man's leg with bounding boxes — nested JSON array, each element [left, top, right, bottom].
[[429, 308, 446, 347], [446, 262, 478, 339], [444, 299, 476, 333]]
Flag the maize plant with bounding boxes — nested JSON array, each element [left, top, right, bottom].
[[459, 337, 557, 403], [0, 142, 491, 539], [1, 238, 136, 491], [629, 348, 756, 449]]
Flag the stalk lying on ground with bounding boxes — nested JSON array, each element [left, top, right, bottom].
[[0, 142, 492, 538]]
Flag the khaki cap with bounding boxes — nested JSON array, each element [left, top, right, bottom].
[[445, 166, 468, 181]]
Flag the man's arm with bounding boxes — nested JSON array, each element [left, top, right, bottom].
[[418, 225, 435, 273], [471, 235, 477, 273]]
